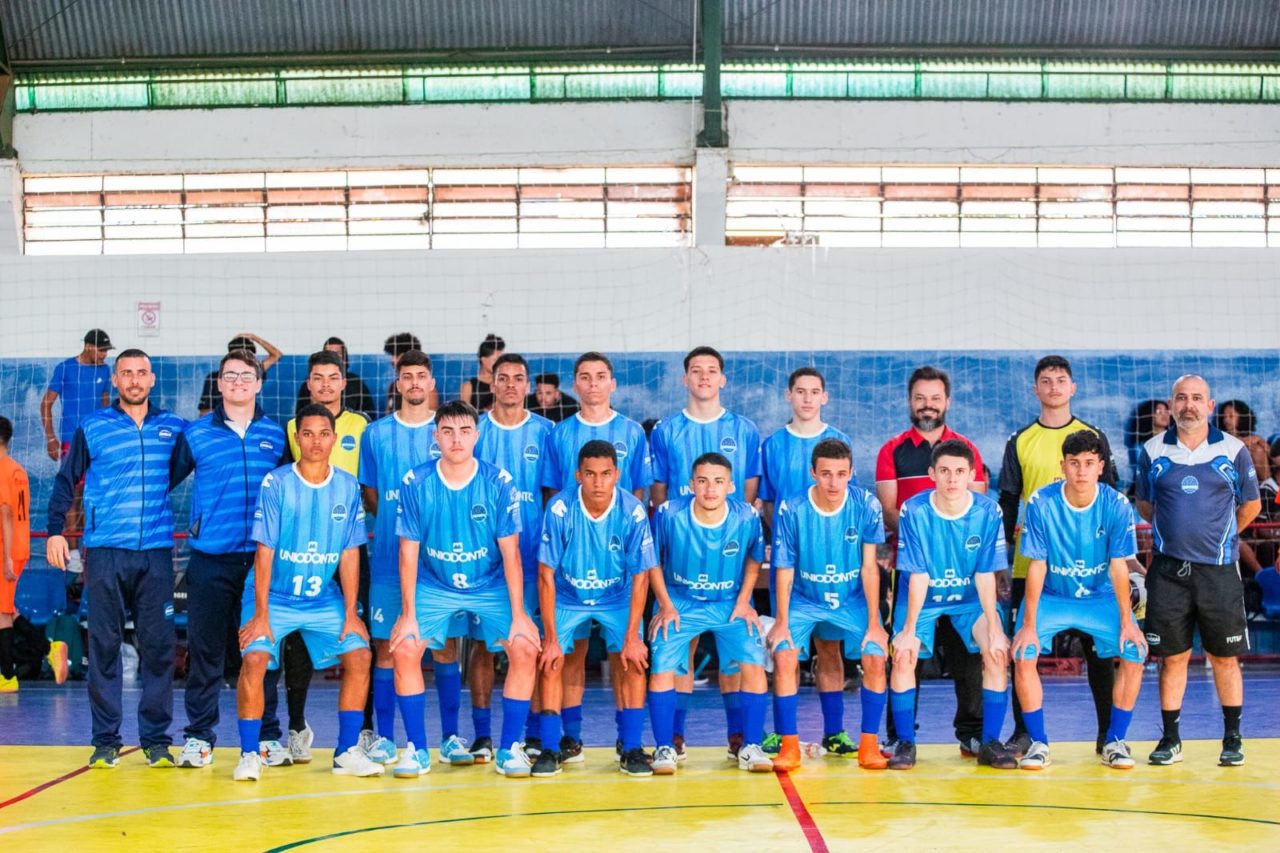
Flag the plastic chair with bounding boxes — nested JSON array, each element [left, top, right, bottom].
[[1256, 567, 1280, 620], [14, 569, 69, 626]]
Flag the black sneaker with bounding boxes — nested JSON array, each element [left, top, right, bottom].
[[531, 748, 562, 777], [977, 740, 1018, 770], [879, 736, 899, 760], [1148, 736, 1183, 766], [88, 744, 120, 769], [1095, 733, 1105, 755], [524, 736, 543, 759], [558, 735, 584, 764], [615, 738, 623, 761], [726, 731, 744, 760], [673, 732, 687, 762], [469, 736, 493, 764], [1219, 734, 1245, 767], [144, 744, 175, 768], [1004, 731, 1032, 760], [887, 739, 916, 770], [619, 747, 653, 777]]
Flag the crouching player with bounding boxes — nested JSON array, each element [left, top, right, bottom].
[[767, 438, 890, 773], [1012, 430, 1147, 770], [648, 453, 771, 774], [234, 405, 381, 781], [891, 439, 1015, 771]]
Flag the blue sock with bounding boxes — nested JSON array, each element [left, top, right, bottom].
[[615, 708, 624, 742], [649, 688, 677, 747], [1024, 707, 1048, 744], [523, 708, 539, 742], [982, 689, 1009, 744], [500, 697, 531, 750], [238, 718, 262, 755], [540, 711, 563, 748], [776, 693, 799, 737], [1106, 705, 1135, 744], [819, 690, 845, 737], [336, 710, 362, 756], [674, 692, 690, 737], [472, 704, 492, 741], [890, 689, 916, 744], [860, 687, 887, 736], [563, 705, 584, 741], [722, 690, 743, 738], [397, 691, 427, 749], [372, 667, 396, 741], [435, 661, 461, 739], [741, 690, 767, 745], [622, 708, 645, 751]]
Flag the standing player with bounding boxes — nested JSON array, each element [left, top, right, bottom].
[[767, 439, 889, 772], [232, 405, 382, 781], [1137, 375, 1259, 767], [388, 402, 540, 780], [356, 350, 438, 767], [1012, 430, 1147, 770], [890, 440, 1016, 771], [647, 453, 771, 774], [534, 441, 657, 778], [999, 355, 1119, 756]]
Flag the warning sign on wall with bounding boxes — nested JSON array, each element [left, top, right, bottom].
[[137, 301, 162, 337]]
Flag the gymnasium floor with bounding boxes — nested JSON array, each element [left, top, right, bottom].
[[3, 672, 1278, 851]]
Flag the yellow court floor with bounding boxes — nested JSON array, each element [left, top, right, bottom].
[[1, 742, 1277, 852]]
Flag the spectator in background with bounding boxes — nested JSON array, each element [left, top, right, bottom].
[[383, 332, 437, 414], [1124, 399, 1171, 471], [461, 333, 504, 413], [1215, 400, 1270, 484], [294, 336, 376, 420], [1251, 438, 1280, 569], [198, 333, 283, 416], [529, 372, 580, 423]]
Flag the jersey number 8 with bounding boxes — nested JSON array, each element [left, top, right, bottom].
[[452, 573, 470, 590]]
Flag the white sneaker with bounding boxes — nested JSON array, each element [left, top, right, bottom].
[[288, 724, 314, 764], [1103, 739, 1136, 770], [393, 742, 432, 778], [738, 743, 774, 773], [494, 743, 532, 778], [357, 729, 378, 753], [177, 737, 212, 768], [1019, 740, 1051, 771], [332, 745, 386, 777], [365, 736, 399, 765], [259, 739, 293, 767], [233, 751, 262, 782], [651, 744, 678, 775]]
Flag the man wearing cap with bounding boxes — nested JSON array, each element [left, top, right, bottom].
[[198, 333, 284, 416]]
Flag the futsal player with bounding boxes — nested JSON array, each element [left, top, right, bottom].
[[533, 440, 657, 778], [647, 452, 772, 774], [233, 405, 382, 781], [890, 439, 1016, 771], [389, 402, 540, 779], [1011, 430, 1147, 770], [768, 438, 889, 772]]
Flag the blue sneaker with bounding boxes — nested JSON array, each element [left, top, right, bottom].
[[439, 734, 476, 766], [365, 736, 399, 766], [494, 743, 532, 778], [393, 742, 432, 778]]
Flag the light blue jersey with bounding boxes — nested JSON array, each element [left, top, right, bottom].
[[653, 496, 765, 602], [650, 409, 762, 497], [897, 490, 1007, 608], [396, 459, 521, 593], [539, 486, 657, 610], [1019, 481, 1137, 600], [357, 415, 438, 583], [477, 411, 554, 580], [759, 424, 853, 503], [251, 464, 367, 604], [541, 411, 653, 494], [772, 485, 885, 611]]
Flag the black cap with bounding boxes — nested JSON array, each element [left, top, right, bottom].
[[227, 335, 258, 354], [83, 329, 113, 349]]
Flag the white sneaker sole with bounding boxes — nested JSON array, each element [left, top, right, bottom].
[[393, 766, 429, 778], [332, 765, 385, 777], [651, 762, 677, 776], [177, 756, 212, 768]]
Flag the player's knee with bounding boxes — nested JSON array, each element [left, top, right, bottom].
[[505, 637, 536, 670], [862, 654, 885, 678], [241, 651, 269, 676], [345, 646, 372, 671], [1206, 652, 1239, 671], [393, 640, 424, 669]]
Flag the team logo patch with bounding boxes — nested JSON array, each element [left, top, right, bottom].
[[1180, 475, 1199, 495], [613, 441, 629, 459], [719, 436, 738, 454], [259, 440, 275, 452], [844, 526, 858, 544], [723, 540, 741, 557], [1145, 632, 1161, 645], [609, 535, 622, 552], [824, 563, 838, 575], [429, 444, 442, 459], [523, 443, 540, 462], [158, 428, 173, 440], [164, 603, 175, 619], [471, 504, 489, 523], [340, 435, 357, 452], [1096, 525, 1106, 538], [964, 535, 982, 552], [332, 504, 349, 523]]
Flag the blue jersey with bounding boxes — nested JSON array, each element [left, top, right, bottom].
[[1020, 481, 1137, 600], [396, 459, 521, 593], [653, 496, 765, 602], [897, 491, 1007, 608], [759, 424, 854, 502], [539, 486, 657, 610], [477, 411, 553, 580], [772, 485, 885, 610], [541, 411, 653, 494], [48, 356, 110, 439], [358, 415, 439, 583], [650, 409, 762, 497], [251, 464, 366, 604]]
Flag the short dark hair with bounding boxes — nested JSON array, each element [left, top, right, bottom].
[[227, 335, 257, 353], [0, 416, 12, 446], [811, 437, 853, 469], [219, 349, 263, 378], [534, 372, 560, 388], [323, 336, 349, 363], [1035, 355, 1073, 380], [494, 353, 528, 374], [574, 351, 613, 377], [788, 367, 825, 390], [115, 348, 150, 366], [308, 350, 344, 372], [397, 350, 432, 372], [435, 400, 479, 426], [908, 365, 950, 398], [1216, 400, 1256, 435], [1062, 429, 1105, 459], [577, 438, 618, 468], [692, 451, 733, 476], [931, 438, 975, 468], [684, 346, 724, 372], [383, 332, 421, 357], [478, 333, 505, 360], [296, 403, 336, 430]]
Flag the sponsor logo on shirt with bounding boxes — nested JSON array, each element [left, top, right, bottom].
[[1180, 476, 1199, 495], [332, 504, 349, 523], [673, 570, 736, 594], [723, 540, 741, 557], [259, 440, 275, 452], [720, 436, 738, 454], [471, 504, 489, 522], [158, 428, 174, 440], [523, 444, 540, 462], [341, 435, 357, 452], [427, 541, 490, 563], [613, 441, 629, 459], [964, 535, 982, 552], [800, 562, 860, 584], [281, 541, 339, 565]]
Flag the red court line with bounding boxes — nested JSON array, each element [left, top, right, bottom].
[[0, 746, 139, 811], [775, 772, 829, 853]]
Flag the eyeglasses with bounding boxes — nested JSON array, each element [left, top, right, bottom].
[[220, 371, 259, 384]]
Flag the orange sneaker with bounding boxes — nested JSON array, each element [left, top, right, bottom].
[[858, 733, 887, 769], [773, 735, 802, 773]]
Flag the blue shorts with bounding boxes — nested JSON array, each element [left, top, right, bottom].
[[415, 584, 519, 652], [1013, 594, 1145, 664], [651, 597, 767, 675], [368, 579, 401, 641], [241, 593, 368, 669], [554, 605, 636, 654], [776, 596, 885, 661], [770, 585, 843, 642], [894, 602, 985, 660]]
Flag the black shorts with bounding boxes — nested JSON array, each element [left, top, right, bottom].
[[1144, 553, 1248, 657]]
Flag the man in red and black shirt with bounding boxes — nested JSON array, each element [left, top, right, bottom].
[[875, 365, 988, 757]]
